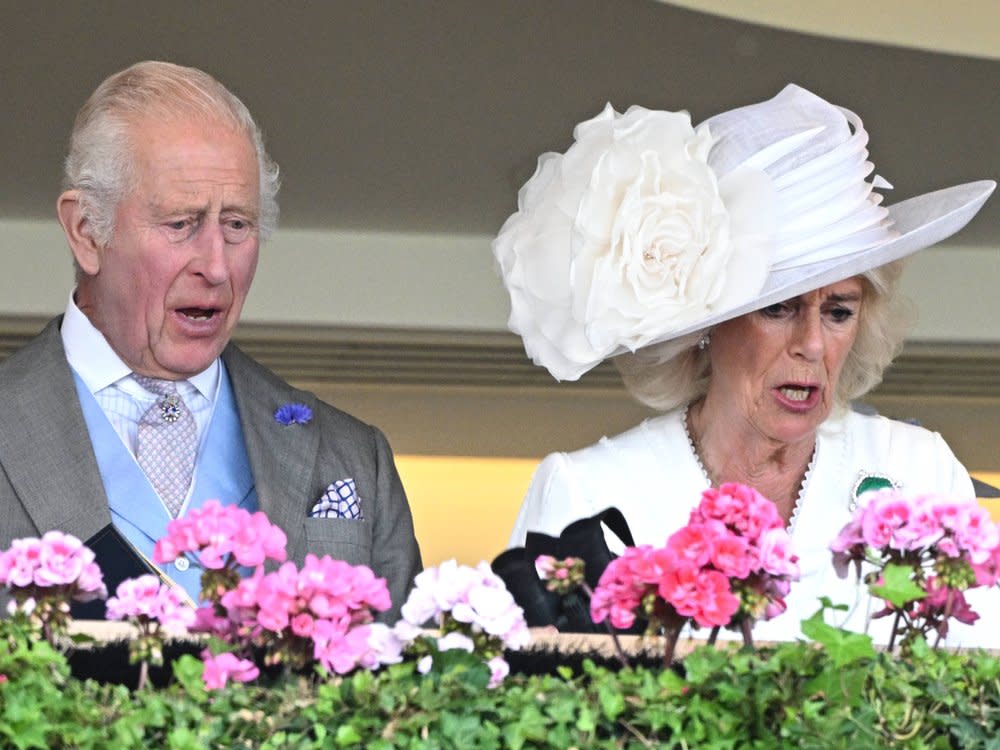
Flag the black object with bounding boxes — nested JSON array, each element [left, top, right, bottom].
[[72, 525, 156, 620], [492, 507, 642, 633], [973, 477, 1000, 498]]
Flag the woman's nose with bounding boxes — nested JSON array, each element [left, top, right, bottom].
[[789, 313, 824, 361]]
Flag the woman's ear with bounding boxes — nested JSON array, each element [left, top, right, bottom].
[[57, 190, 102, 275]]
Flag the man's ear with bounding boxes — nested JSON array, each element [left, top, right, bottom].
[[57, 190, 102, 275]]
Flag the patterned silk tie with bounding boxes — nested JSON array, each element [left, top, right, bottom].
[[134, 375, 197, 518]]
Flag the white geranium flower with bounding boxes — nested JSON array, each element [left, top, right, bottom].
[[493, 103, 777, 380]]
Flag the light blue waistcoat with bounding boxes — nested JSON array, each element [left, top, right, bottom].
[[72, 365, 258, 602]]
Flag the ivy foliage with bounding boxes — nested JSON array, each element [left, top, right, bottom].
[[1, 617, 999, 749]]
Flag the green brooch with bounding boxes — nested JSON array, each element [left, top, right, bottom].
[[850, 471, 900, 511]]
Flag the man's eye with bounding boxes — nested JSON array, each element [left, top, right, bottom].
[[223, 218, 253, 243], [167, 220, 188, 230]]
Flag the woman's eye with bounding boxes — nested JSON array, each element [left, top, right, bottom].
[[828, 306, 855, 322], [761, 303, 792, 318]]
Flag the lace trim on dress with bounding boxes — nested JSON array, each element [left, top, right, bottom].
[[681, 404, 817, 533]]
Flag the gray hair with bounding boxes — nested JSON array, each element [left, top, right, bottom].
[[63, 60, 280, 248], [615, 261, 911, 412]]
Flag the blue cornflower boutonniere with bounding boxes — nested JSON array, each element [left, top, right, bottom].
[[274, 402, 313, 426]]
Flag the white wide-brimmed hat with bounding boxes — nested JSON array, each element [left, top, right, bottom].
[[493, 84, 995, 381]]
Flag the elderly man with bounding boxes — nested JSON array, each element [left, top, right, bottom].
[[0, 61, 421, 620]]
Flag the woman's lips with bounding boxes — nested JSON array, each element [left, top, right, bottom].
[[773, 384, 821, 411]]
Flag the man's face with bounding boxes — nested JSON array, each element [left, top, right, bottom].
[[76, 116, 260, 379]]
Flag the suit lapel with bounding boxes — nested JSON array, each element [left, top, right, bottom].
[[222, 345, 319, 562], [0, 319, 111, 540]]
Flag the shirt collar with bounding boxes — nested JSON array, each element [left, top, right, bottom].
[[60, 289, 220, 400]]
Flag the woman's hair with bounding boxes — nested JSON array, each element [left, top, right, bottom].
[[615, 261, 912, 412], [63, 60, 280, 248]]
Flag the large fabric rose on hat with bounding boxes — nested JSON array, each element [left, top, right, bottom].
[[493, 103, 777, 381]]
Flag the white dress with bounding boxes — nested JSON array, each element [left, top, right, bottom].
[[509, 408, 999, 648]]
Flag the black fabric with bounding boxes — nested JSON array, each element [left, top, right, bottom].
[[72, 525, 155, 620], [492, 507, 642, 633], [973, 477, 1000, 498]]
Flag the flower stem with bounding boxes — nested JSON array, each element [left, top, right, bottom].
[[663, 625, 680, 669], [582, 582, 629, 669], [707, 626, 720, 647], [887, 610, 902, 653]]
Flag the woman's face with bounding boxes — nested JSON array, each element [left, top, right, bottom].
[[705, 277, 864, 446]]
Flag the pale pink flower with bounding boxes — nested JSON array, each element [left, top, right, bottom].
[[955, 506, 1000, 564], [201, 651, 259, 690], [0, 533, 106, 602], [757, 528, 799, 578], [860, 493, 912, 548], [153, 501, 287, 570], [34, 531, 87, 586], [0, 539, 40, 587], [534, 555, 558, 579], [361, 623, 406, 668], [831, 489, 1000, 643], [972, 543, 1000, 587], [106, 575, 195, 634], [487, 655, 510, 688], [313, 621, 382, 675]]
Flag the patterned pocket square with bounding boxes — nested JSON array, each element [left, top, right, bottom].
[[309, 478, 364, 520]]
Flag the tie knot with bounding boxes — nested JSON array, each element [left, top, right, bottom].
[[134, 375, 180, 398]]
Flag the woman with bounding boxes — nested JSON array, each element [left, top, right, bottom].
[[494, 84, 996, 645]]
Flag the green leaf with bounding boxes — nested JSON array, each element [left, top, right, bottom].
[[171, 654, 207, 702], [800, 608, 876, 667], [335, 724, 363, 746], [870, 563, 927, 608]]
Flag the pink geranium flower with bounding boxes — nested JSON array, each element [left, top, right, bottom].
[[106, 575, 195, 634], [152, 500, 288, 572], [201, 651, 259, 690], [591, 483, 799, 664], [208, 550, 392, 676], [0, 532, 107, 642], [831, 489, 1000, 650]]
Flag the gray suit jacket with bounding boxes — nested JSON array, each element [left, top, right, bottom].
[[0, 318, 421, 621]]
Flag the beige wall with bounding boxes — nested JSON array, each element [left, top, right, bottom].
[[3, 218, 999, 343]]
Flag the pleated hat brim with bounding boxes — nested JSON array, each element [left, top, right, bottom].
[[637, 179, 995, 346]]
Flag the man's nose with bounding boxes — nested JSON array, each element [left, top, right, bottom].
[[191, 222, 230, 284]]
